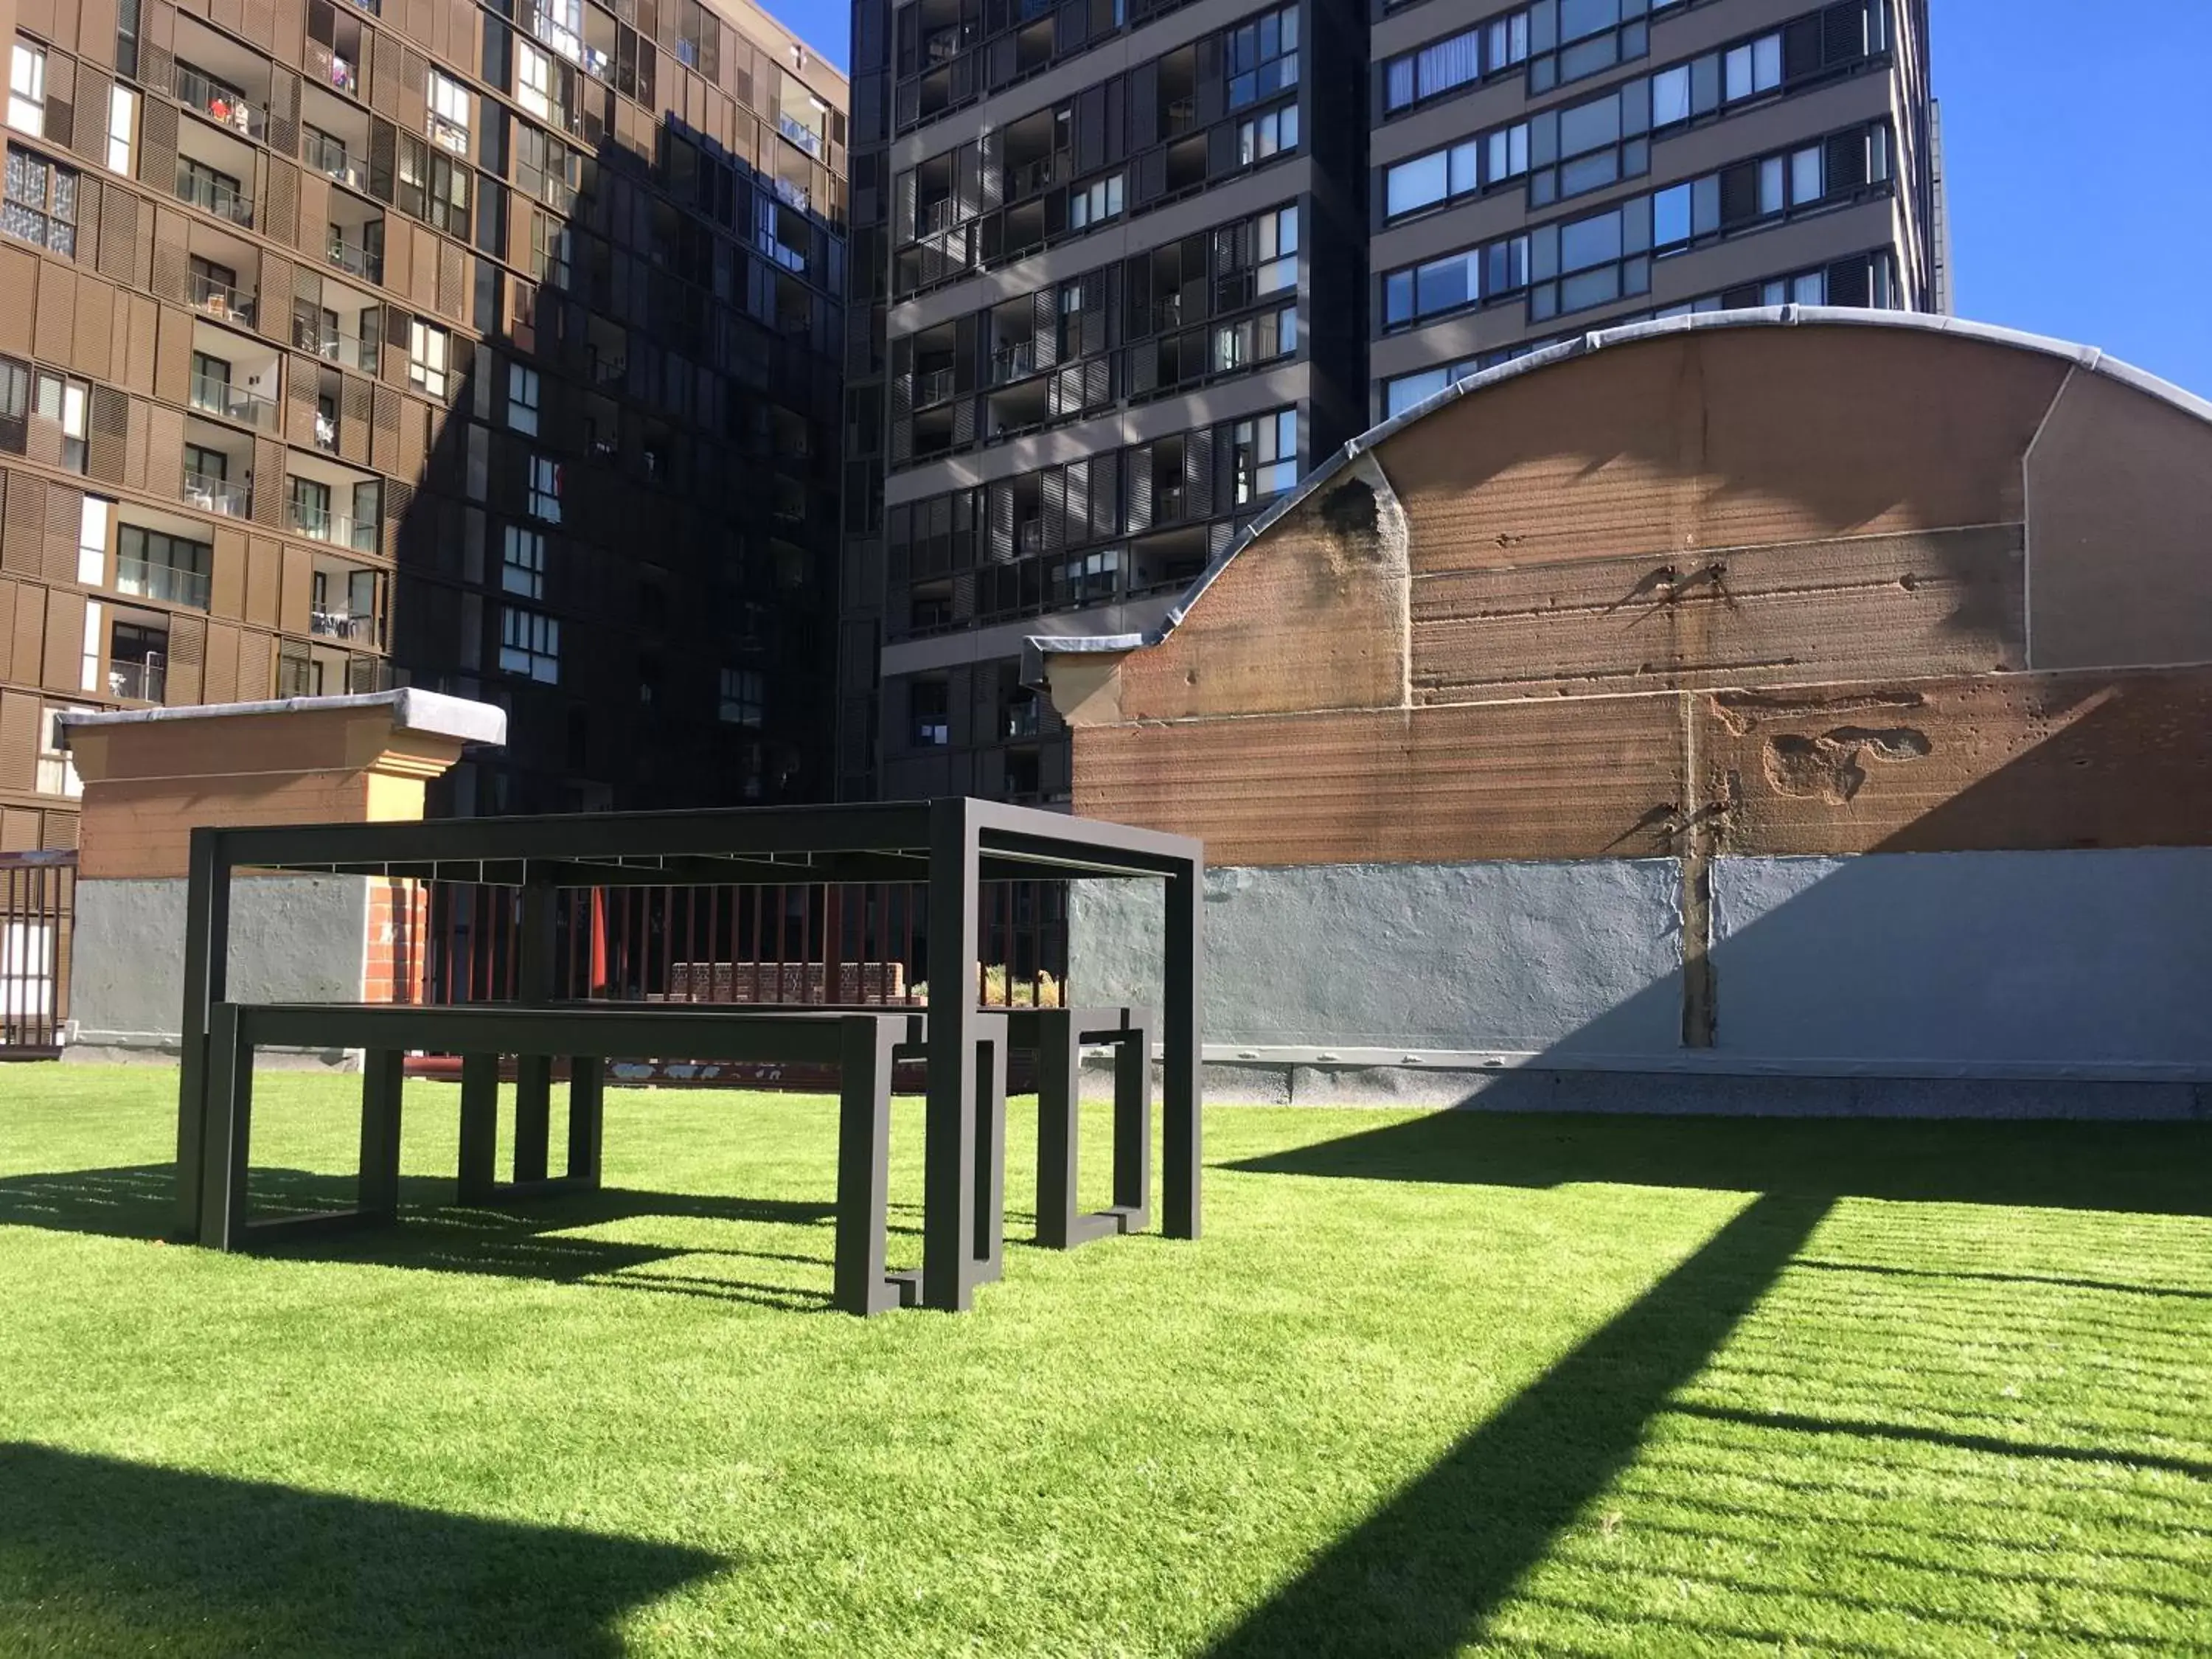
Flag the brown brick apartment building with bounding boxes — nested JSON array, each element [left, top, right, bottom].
[[0, 0, 847, 852]]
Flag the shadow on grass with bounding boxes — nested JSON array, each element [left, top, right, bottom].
[[0, 1442, 721, 1658], [0, 1163, 852, 1312], [1206, 1192, 1833, 1659], [1220, 1110, 2212, 1216]]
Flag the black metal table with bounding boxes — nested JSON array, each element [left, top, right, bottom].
[[176, 798, 1204, 1313]]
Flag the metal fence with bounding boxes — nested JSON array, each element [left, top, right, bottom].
[[416, 878, 1069, 1012], [0, 852, 74, 1055]]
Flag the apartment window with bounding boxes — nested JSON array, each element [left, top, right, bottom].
[[105, 86, 134, 175], [1255, 203, 1297, 294], [526, 453, 560, 521], [428, 153, 470, 237], [515, 125, 577, 211], [1232, 409, 1297, 505], [1725, 34, 1784, 102], [507, 362, 539, 434], [1236, 103, 1298, 167], [498, 606, 559, 683], [408, 319, 448, 398], [1068, 173, 1123, 231], [37, 371, 86, 470], [718, 667, 763, 726], [1384, 230, 1529, 329], [1385, 122, 1526, 220], [515, 39, 553, 122], [1384, 10, 1526, 114], [1212, 305, 1296, 372], [7, 44, 43, 136], [501, 524, 544, 597], [531, 209, 568, 288], [909, 679, 949, 747], [1225, 4, 1297, 111], [427, 69, 470, 156], [77, 495, 108, 583], [3, 145, 75, 255], [1651, 63, 1691, 127]]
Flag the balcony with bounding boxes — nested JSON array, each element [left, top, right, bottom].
[[925, 24, 973, 62], [1017, 518, 1045, 555], [917, 196, 960, 237], [309, 607, 375, 641], [1005, 698, 1042, 739], [187, 271, 254, 327], [325, 229, 380, 282], [313, 408, 338, 452], [174, 164, 253, 227], [1006, 155, 1057, 198], [776, 111, 823, 157], [913, 366, 956, 407], [175, 64, 265, 141], [181, 468, 250, 518], [187, 370, 279, 434], [304, 131, 366, 191], [108, 657, 167, 703], [288, 498, 378, 554], [116, 555, 212, 611], [294, 318, 376, 374], [990, 341, 1038, 385]]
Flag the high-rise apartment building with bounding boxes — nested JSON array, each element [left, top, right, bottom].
[[841, 0, 1938, 803], [0, 0, 846, 851]]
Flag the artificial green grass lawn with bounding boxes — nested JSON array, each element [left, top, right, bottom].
[[1, 1068, 2208, 1658]]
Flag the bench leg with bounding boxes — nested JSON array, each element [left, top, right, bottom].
[[973, 1032, 1006, 1283], [457, 1051, 499, 1203], [512, 1055, 553, 1184], [834, 1018, 904, 1316], [1112, 1020, 1152, 1234], [358, 1048, 405, 1223], [198, 1004, 251, 1251], [567, 1057, 604, 1188], [1034, 1012, 1079, 1250]]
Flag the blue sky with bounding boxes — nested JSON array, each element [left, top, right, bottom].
[[779, 0, 2212, 396]]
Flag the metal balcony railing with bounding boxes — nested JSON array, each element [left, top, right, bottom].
[[917, 196, 960, 236], [1005, 154, 1058, 198], [1016, 518, 1045, 554], [175, 64, 265, 139], [310, 608, 375, 641], [1004, 700, 1042, 738], [115, 555, 212, 610], [187, 272, 254, 326], [181, 468, 250, 518], [187, 371, 279, 433], [990, 341, 1037, 384], [174, 164, 253, 226], [325, 231, 381, 282], [288, 497, 378, 553], [912, 366, 956, 406], [108, 656, 167, 703], [295, 320, 376, 373]]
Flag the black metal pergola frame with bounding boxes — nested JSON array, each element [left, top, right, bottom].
[[178, 796, 1204, 1313]]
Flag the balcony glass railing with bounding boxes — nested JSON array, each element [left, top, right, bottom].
[[917, 196, 959, 236], [187, 273, 254, 327], [108, 658, 167, 703], [175, 65, 265, 139], [913, 366, 956, 406], [313, 411, 338, 451], [310, 608, 375, 641], [990, 341, 1037, 384], [174, 165, 253, 226], [181, 469, 250, 518], [295, 320, 377, 373], [116, 555, 212, 611], [1005, 155, 1058, 198], [304, 133, 366, 189], [288, 498, 378, 553], [776, 111, 823, 156], [325, 232, 381, 282], [187, 371, 279, 433]]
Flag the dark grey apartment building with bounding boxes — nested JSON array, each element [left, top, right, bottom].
[[839, 0, 1939, 804]]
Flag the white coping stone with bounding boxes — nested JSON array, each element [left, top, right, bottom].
[[57, 688, 507, 748]]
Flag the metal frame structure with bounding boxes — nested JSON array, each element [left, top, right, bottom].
[[177, 797, 1203, 1314]]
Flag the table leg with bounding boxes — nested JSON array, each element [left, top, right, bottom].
[[567, 1056, 605, 1187], [1113, 1014, 1152, 1234], [835, 1017, 902, 1317], [973, 1026, 1006, 1283], [923, 799, 980, 1312], [358, 1048, 404, 1223], [197, 1004, 251, 1251], [512, 1056, 552, 1183], [457, 1051, 499, 1203]]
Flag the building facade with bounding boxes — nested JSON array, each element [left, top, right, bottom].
[[0, 0, 846, 852], [841, 0, 1938, 804]]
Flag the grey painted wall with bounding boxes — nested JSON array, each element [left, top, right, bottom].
[[1073, 849, 2212, 1081], [70, 875, 371, 1056], [1073, 858, 1685, 1057], [1711, 849, 2212, 1069]]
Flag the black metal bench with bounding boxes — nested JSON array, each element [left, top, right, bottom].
[[197, 1002, 1009, 1316]]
